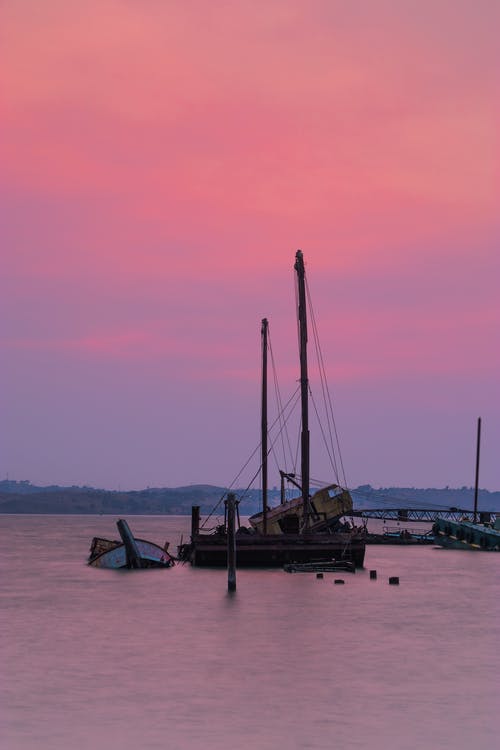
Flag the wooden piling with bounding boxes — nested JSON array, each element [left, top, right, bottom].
[[227, 493, 237, 592], [191, 505, 200, 538]]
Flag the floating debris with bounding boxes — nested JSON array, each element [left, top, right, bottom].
[[283, 559, 355, 574]]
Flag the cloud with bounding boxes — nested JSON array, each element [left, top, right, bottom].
[[1, 1, 499, 487]]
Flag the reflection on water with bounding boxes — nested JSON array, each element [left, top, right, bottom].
[[1, 516, 499, 750]]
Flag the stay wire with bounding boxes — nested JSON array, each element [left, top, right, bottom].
[[305, 276, 348, 488], [201, 385, 301, 528], [269, 388, 301, 478], [268, 327, 295, 472], [306, 275, 340, 480], [236, 387, 302, 507], [309, 386, 341, 483]]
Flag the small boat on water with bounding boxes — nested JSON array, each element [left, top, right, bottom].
[[178, 250, 367, 569], [432, 418, 500, 552], [88, 519, 175, 569]]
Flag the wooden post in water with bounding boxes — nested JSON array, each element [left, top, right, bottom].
[[226, 493, 237, 592], [191, 506, 200, 538], [473, 417, 481, 524]]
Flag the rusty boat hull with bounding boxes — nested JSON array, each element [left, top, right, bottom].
[[179, 530, 366, 568]]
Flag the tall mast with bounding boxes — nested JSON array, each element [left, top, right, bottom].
[[473, 417, 481, 523], [294, 250, 311, 530], [261, 318, 268, 534]]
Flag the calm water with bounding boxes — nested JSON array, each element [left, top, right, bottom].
[[1, 515, 498, 750]]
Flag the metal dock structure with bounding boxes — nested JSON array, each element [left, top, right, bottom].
[[352, 508, 497, 523]]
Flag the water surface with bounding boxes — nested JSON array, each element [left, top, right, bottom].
[[1, 515, 498, 749]]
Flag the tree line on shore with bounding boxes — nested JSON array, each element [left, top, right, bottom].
[[1, 480, 499, 514]]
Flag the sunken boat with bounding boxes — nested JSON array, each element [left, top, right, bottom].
[[88, 519, 175, 568], [178, 250, 367, 568]]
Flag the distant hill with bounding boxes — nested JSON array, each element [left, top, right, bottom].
[[0, 480, 270, 515], [1, 480, 499, 515]]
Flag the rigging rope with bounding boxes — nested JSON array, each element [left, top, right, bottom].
[[309, 386, 340, 480], [305, 275, 348, 488], [200, 385, 301, 528], [268, 327, 295, 474], [269, 389, 301, 480]]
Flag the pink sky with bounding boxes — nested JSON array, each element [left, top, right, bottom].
[[2, 1, 499, 491]]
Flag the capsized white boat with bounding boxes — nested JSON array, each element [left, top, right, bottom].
[[88, 519, 175, 569]]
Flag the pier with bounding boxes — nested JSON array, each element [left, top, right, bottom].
[[352, 508, 497, 522]]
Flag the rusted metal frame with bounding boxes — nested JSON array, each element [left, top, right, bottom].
[[353, 508, 495, 522]]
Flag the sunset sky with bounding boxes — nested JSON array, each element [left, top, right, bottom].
[[2, 1, 499, 492]]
